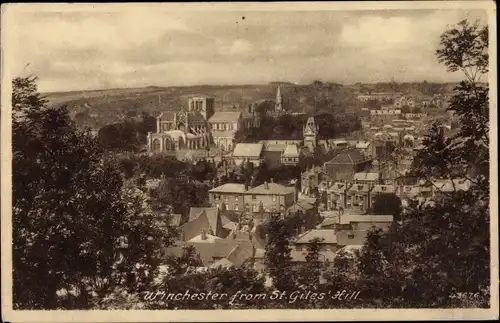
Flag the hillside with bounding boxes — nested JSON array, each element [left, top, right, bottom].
[[43, 83, 362, 130]]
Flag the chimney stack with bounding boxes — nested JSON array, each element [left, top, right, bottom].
[[201, 229, 207, 240], [270, 177, 274, 183], [300, 225, 306, 234], [264, 181, 269, 190]]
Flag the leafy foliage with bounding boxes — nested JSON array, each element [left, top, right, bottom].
[[12, 76, 175, 309]]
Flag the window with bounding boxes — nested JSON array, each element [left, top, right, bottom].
[[272, 195, 276, 202], [296, 246, 303, 251], [227, 204, 231, 210], [234, 204, 238, 211], [216, 204, 220, 209], [235, 196, 239, 201], [348, 233, 355, 239], [253, 204, 259, 212], [245, 204, 250, 212], [252, 195, 256, 200]]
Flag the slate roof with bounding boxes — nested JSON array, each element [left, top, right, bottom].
[[328, 182, 350, 192], [188, 233, 222, 243], [208, 111, 242, 123], [163, 238, 255, 267], [246, 182, 295, 195], [264, 144, 287, 152], [348, 184, 372, 193], [354, 172, 380, 181], [295, 229, 337, 244], [319, 217, 338, 228], [326, 149, 366, 165], [181, 207, 222, 241], [209, 183, 247, 194], [371, 184, 397, 194], [232, 143, 263, 158], [339, 215, 394, 225], [158, 111, 176, 121], [336, 230, 368, 246]]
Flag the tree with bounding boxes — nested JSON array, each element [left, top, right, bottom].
[[264, 215, 296, 293], [12, 76, 175, 309], [357, 19, 490, 308], [368, 193, 403, 221], [296, 238, 324, 290]]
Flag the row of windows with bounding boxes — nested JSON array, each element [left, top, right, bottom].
[[282, 157, 298, 162], [214, 203, 285, 213], [214, 194, 280, 201], [211, 123, 238, 131]]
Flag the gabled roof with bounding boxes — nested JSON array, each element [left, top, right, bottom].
[[283, 144, 299, 157], [187, 110, 205, 121], [164, 238, 255, 267], [208, 111, 242, 123], [328, 182, 350, 192], [295, 229, 337, 244], [246, 182, 295, 195], [209, 183, 246, 194], [181, 207, 222, 241], [326, 149, 366, 165], [188, 233, 222, 243], [232, 143, 263, 158], [188, 207, 219, 222], [226, 244, 254, 267]]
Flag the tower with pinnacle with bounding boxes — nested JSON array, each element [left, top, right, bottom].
[[275, 86, 283, 114], [303, 116, 319, 151]]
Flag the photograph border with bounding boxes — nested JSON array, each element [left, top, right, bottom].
[[1, 1, 498, 321]]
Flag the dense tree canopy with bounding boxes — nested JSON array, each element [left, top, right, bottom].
[[12, 76, 175, 309]]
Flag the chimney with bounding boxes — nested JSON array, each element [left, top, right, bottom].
[[300, 225, 306, 234], [201, 229, 207, 241], [270, 178, 274, 183], [264, 181, 269, 190], [244, 182, 249, 191]]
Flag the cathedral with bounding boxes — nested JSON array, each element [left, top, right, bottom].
[[147, 96, 214, 152], [147, 95, 259, 154]]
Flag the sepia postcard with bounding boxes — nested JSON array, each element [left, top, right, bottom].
[[1, 1, 498, 322]]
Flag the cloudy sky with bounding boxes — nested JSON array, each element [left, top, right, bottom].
[[6, 5, 489, 92]]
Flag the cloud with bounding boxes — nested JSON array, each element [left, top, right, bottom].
[[5, 7, 490, 92], [229, 39, 254, 55]]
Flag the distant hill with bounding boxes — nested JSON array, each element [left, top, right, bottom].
[[43, 83, 362, 130]]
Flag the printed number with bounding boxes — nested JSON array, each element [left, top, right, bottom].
[[450, 292, 480, 299]]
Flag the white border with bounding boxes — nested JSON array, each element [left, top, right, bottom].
[[1, 2, 498, 322]]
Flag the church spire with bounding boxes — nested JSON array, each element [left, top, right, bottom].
[[275, 85, 282, 113]]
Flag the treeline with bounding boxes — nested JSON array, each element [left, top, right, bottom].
[[235, 113, 361, 143], [358, 81, 455, 97], [97, 113, 156, 152]]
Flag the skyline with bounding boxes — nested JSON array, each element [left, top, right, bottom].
[[6, 6, 489, 92]]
